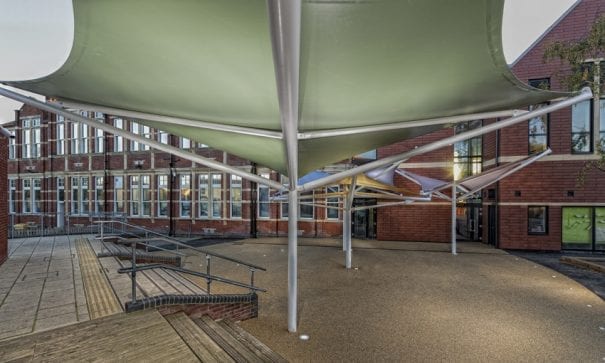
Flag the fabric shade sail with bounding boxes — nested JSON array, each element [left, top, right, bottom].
[[2, 0, 566, 175]]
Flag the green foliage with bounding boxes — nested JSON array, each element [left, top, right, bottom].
[[543, 15, 605, 92], [543, 15, 605, 185]]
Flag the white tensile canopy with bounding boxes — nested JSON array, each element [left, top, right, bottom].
[[0, 0, 592, 332]]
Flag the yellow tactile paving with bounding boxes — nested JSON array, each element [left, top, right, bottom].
[[74, 238, 123, 319]]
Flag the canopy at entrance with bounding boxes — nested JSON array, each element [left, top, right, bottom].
[[1, 0, 565, 175]]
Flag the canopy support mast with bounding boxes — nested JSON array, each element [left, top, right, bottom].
[[267, 0, 302, 333]]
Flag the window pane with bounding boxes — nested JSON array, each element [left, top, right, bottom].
[[596, 207, 605, 251], [180, 175, 191, 217], [528, 206, 547, 234], [571, 100, 591, 153], [562, 207, 593, 250], [327, 186, 339, 219], [212, 174, 222, 218], [199, 174, 209, 218], [600, 99, 605, 149], [258, 178, 270, 218]]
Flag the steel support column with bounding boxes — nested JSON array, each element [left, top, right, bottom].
[[345, 176, 356, 269], [451, 181, 457, 255]]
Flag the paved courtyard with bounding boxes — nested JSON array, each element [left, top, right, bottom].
[[0, 235, 603, 362]]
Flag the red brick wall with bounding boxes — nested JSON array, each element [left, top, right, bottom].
[[0, 137, 7, 264], [378, 204, 451, 242]]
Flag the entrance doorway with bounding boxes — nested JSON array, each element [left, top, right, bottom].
[[487, 205, 497, 246], [352, 199, 376, 239], [456, 198, 482, 241]]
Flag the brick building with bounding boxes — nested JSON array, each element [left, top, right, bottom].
[[4, 0, 604, 251]]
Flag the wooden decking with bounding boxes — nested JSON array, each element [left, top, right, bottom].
[[74, 238, 123, 319], [0, 310, 199, 362]]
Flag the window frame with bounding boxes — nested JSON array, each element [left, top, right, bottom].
[[527, 206, 548, 235], [230, 175, 243, 219], [528, 104, 549, 154], [22, 116, 41, 159], [571, 100, 593, 154], [157, 174, 169, 217]]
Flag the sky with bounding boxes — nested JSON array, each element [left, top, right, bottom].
[[0, 0, 579, 125]]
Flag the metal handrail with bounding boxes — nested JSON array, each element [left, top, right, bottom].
[[95, 220, 266, 271], [117, 263, 266, 293]]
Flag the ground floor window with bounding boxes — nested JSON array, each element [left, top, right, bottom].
[[71, 177, 89, 216], [180, 174, 192, 218], [114, 176, 125, 215], [528, 206, 548, 234], [562, 207, 605, 251], [130, 175, 151, 217], [157, 175, 169, 217]]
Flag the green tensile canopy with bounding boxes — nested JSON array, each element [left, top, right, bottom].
[[4, 0, 565, 175]]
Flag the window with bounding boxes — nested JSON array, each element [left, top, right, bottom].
[[197, 143, 208, 148], [23, 179, 31, 213], [22, 117, 41, 158], [94, 112, 104, 119], [56, 116, 65, 155], [57, 177, 65, 213], [180, 137, 191, 149], [158, 130, 169, 144], [562, 207, 605, 251], [23, 179, 42, 214], [528, 206, 547, 234], [198, 173, 222, 218], [281, 175, 289, 219], [453, 120, 482, 180], [9, 179, 16, 214], [179, 175, 192, 217], [8, 130, 16, 159], [95, 176, 104, 214], [230, 175, 242, 218], [157, 175, 169, 217], [130, 121, 151, 151], [300, 191, 314, 219], [130, 175, 151, 217], [113, 118, 124, 152], [71, 122, 89, 154], [571, 100, 592, 153], [327, 185, 340, 220], [258, 173, 270, 218], [94, 117, 104, 153], [599, 98, 605, 152], [114, 176, 124, 214], [528, 104, 548, 154], [71, 177, 89, 215]]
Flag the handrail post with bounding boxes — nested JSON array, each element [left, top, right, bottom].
[[131, 241, 137, 303], [206, 254, 211, 294], [250, 268, 255, 293]]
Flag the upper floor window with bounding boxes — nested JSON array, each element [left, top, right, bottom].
[[180, 137, 191, 149], [56, 115, 65, 155], [528, 104, 549, 154], [8, 130, 16, 159], [130, 121, 151, 151], [94, 117, 104, 153], [571, 100, 592, 153], [453, 120, 482, 180], [71, 122, 89, 154], [114, 118, 124, 152], [22, 117, 41, 158], [158, 130, 169, 145], [599, 98, 605, 152]]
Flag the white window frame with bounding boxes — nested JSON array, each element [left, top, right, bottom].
[[71, 176, 89, 216], [113, 118, 124, 152], [71, 122, 89, 154], [130, 175, 151, 217], [157, 174, 169, 217], [326, 185, 340, 220], [95, 176, 104, 215], [114, 176, 125, 215], [9, 179, 16, 214], [179, 174, 192, 218], [230, 175, 242, 219], [22, 117, 41, 158], [258, 173, 270, 219], [56, 116, 65, 155]]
